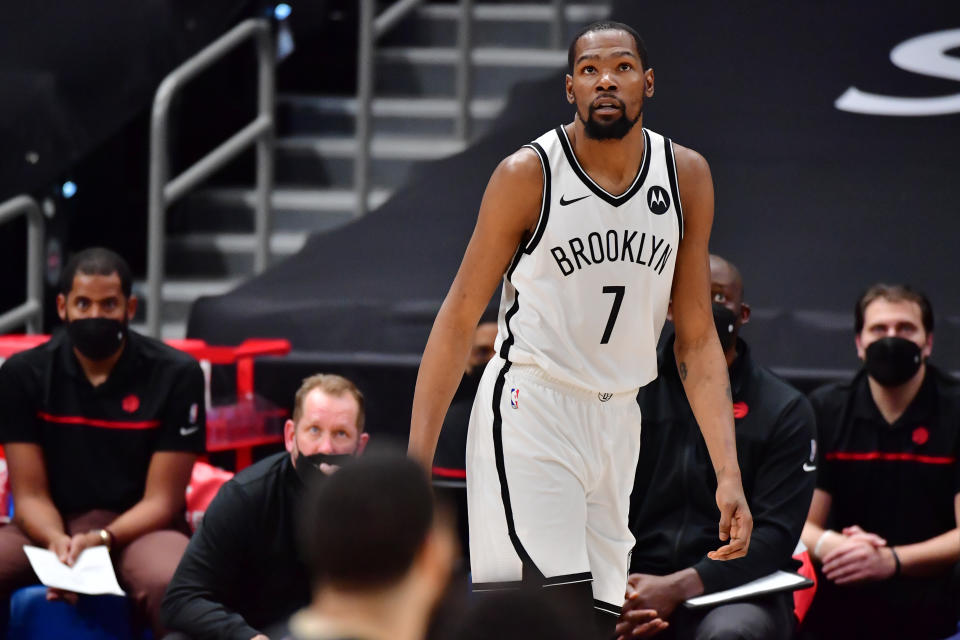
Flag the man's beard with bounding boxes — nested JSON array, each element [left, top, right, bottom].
[[578, 103, 640, 140]]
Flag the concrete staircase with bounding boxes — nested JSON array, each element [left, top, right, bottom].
[[137, 1, 610, 339]]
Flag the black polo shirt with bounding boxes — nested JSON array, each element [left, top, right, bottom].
[[811, 365, 960, 545], [806, 365, 960, 639], [0, 328, 205, 515], [630, 336, 817, 593], [162, 452, 310, 640]]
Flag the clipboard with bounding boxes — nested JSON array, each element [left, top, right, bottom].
[[684, 570, 813, 609]]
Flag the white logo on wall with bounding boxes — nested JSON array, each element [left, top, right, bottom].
[[836, 28, 960, 116]]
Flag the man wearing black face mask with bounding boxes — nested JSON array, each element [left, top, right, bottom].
[[0, 247, 205, 636], [618, 255, 817, 640], [162, 373, 369, 640], [800, 284, 960, 640]]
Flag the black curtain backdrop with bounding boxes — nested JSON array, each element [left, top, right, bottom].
[[189, 0, 960, 374]]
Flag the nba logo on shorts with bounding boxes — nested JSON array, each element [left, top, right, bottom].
[[510, 387, 520, 409]]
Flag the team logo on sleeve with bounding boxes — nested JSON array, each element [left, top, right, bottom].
[[647, 186, 670, 215], [510, 388, 520, 409]]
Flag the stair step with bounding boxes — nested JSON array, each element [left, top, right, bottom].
[[377, 46, 566, 67], [169, 188, 392, 234], [167, 232, 308, 255], [381, 3, 611, 48], [276, 134, 466, 160], [154, 278, 243, 302], [420, 3, 610, 21], [131, 322, 187, 341], [276, 95, 504, 137]]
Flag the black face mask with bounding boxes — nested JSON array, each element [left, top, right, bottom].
[[294, 450, 355, 489], [864, 337, 923, 387], [713, 303, 738, 352], [66, 317, 127, 361]]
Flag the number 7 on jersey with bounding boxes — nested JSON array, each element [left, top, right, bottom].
[[601, 285, 625, 344]]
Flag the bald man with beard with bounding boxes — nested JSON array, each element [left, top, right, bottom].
[[618, 255, 817, 640]]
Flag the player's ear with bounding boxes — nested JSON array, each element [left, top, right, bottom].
[[565, 74, 575, 104], [644, 68, 655, 98], [739, 302, 751, 326]]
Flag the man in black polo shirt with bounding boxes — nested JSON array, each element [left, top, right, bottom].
[[618, 255, 817, 639], [162, 373, 370, 640], [0, 247, 205, 635], [800, 284, 960, 640]]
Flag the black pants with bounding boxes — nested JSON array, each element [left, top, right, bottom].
[[662, 593, 795, 640]]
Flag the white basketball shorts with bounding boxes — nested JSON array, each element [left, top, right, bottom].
[[465, 355, 643, 615]]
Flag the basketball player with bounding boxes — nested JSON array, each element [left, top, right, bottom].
[[409, 22, 752, 636]]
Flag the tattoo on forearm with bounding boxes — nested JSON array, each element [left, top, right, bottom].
[[679, 362, 688, 381]]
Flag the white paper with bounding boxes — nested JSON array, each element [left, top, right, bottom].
[[23, 545, 125, 596], [684, 570, 810, 608]]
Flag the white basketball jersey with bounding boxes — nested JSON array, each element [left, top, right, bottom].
[[494, 125, 683, 393]]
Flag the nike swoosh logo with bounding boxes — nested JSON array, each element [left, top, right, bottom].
[[559, 194, 590, 206], [802, 463, 817, 472], [180, 426, 200, 437]]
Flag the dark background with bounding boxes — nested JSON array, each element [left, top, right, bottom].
[[2, 1, 959, 440], [191, 0, 960, 377]]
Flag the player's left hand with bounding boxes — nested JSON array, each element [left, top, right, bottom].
[[821, 542, 897, 584], [708, 473, 752, 560]]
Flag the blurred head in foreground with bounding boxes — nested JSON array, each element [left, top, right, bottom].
[[290, 452, 456, 640]]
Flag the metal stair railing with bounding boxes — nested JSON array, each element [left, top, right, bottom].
[[353, 0, 568, 219], [0, 195, 44, 334], [147, 18, 275, 338]]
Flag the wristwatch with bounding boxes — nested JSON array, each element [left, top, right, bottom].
[[98, 528, 113, 550]]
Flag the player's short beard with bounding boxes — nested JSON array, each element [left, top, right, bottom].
[[578, 103, 641, 140]]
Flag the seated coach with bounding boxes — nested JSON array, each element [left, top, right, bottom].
[[800, 284, 960, 640], [0, 247, 205, 636], [619, 255, 817, 639], [162, 373, 369, 640]]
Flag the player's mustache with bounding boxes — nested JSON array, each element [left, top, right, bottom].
[[590, 95, 625, 110]]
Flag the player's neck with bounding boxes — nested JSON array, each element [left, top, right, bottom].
[[566, 119, 646, 194], [868, 363, 925, 425]]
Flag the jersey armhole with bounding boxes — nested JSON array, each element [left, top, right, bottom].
[[522, 142, 551, 254], [663, 138, 684, 240]]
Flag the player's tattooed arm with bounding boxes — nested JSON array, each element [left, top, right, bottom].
[[669, 144, 752, 561]]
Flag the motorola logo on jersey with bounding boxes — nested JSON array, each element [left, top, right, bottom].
[[647, 186, 670, 215]]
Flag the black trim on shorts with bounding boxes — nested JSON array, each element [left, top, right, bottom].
[[471, 579, 524, 592], [522, 142, 551, 255], [594, 599, 623, 617], [543, 571, 593, 587], [555, 126, 651, 207], [491, 359, 545, 585], [663, 137, 684, 240]]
